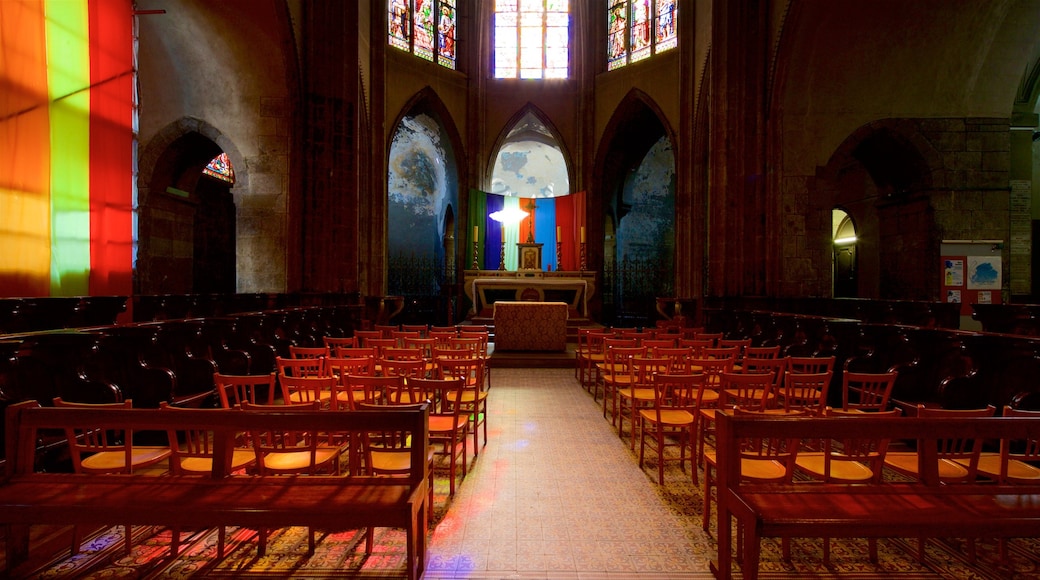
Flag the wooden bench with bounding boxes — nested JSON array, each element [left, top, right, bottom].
[[711, 411, 1040, 580], [0, 401, 430, 580]]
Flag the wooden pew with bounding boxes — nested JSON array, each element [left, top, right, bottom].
[[0, 401, 430, 580], [711, 411, 1040, 580]]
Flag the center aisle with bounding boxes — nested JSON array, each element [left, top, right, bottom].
[[421, 367, 715, 579]]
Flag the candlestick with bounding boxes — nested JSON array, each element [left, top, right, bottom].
[[556, 226, 561, 242], [498, 240, 506, 271], [473, 225, 478, 239], [556, 241, 563, 269], [580, 242, 587, 271], [472, 239, 479, 270], [580, 226, 586, 243]]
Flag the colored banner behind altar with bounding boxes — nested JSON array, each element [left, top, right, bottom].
[[468, 190, 586, 271], [0, 0, 134, 298]]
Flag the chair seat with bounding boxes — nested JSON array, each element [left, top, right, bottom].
[[961, 453, 1040, 483], [795, 452, 875, 483], [429, 415, 468, 432], [618, 387, 655, 402], [81, 446, 172, 473], [638, 408, 694, 426], [704, 449, 788, 481], [261, 447, 341, 473], [445, 390, 488, 404], [178, 448, 257, 474], [884, 452, 970, 480], [370, 445, 437, 473]]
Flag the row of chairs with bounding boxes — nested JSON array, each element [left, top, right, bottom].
[[51, 395, 434, 558]]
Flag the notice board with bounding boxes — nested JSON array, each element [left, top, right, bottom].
[[941, 240, 1003, 316]]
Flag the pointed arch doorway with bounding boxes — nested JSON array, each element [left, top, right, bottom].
[[833, 209, 858, 297]]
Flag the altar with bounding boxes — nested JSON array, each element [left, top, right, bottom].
[[463, 270, 597, 320]]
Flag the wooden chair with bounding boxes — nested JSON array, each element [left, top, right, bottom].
[[718, 338, 752, 361], [719, 370, 776, 411], [792, 407, 902, 564], [400, 323, 430, 337], [841, 370, 898, 412], [52, 397, 172, 556], [409, 377, 468, 496], [576, 328, 613, 395], [638, 373, 708, 485], [744, 345, 781, 360], [162, 402, 256, 558], [329, 345, 378, 359], [678, 338, 714, 356], [702, 407, 803, 532], [241, 400, 343, 555], [326, 354, 377, 379], [214, 371, 278, 408], [357, 402, 436, 507], [352, 329, 383, 344], [373, 324, 400, 338], [616, 356, 670, 449], [334, 373, 390, 410], [436, 355, 488, 457], [391, 330, 421, 347], [883, 404, 996, 562], [598, 344, 646, 422]]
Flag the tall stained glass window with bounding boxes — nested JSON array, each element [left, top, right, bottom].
[[607, 0, 676, 71], [388, 0, 457, 70], [494, 0, 570, 79]]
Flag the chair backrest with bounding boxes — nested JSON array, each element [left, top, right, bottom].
[[786, 355, 836, 375], [781, 370, 833, 414], [379, 357, 427, 379], [703, 346, 739, 361], [279, 374, 337, 405], [720, 370, 775, 410], [459, 325, 490, 335], [628, 356, 670, 387], [288, 345, 328, 359], [276, 356, 325, 379], [363, 337, 398, 356], [604, 346, 647, 370], [603, 337, 639, 351], [841, 370, 898, 412], [52, 397, 137, 474], [687, 356, 734, 388], [325, 355, 376, 378], [740, 357, 786, 392], [436, 356, 484, 390], [407, 377, 464, 414], [323, 335, 357, 349], [391, 330, 421, 346], [654, 346, 695, 372], [745, 345, 781, 360], [352, 330, 383, 343], [999, 406, 1040, 483], [693, 332, 723, 346], [449, 336, 486, 358], [916, 404, 997, 483], [338, 374, 397, 409], [653, 372, 710, 411], [382, 347, 425, 361], [373, 324, 400, 338], [678, 338, 714, 357], [429, 330, 458, 347], [214, 372, 278, 408], [642, 338, 677, 352], [330, 346, 378, 359], [718, 338, 752, 359], [403, 337, 437, 360], [400, 324, 430, 336]]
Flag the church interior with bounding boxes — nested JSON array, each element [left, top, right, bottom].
[[3, 1, 1040, 578]]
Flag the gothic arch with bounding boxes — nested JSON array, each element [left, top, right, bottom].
[[136, 117, 256, 295], [814, 119, 943, 299]]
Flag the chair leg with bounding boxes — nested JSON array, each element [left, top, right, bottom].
[[218, 527, 227, 559], [703, 463, 713, 531], [123, 523, 132, 555]]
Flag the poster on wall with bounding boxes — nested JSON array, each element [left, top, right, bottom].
[[966, 256, 1001, 290]]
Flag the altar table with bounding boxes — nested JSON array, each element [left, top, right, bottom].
[[493, 301, 569, 352]]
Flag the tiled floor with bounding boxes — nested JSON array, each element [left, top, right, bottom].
[[421, 367, 716, 580]]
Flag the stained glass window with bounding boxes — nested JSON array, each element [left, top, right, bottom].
[[387, 0, 456, 70], [203, 152, 235, 184], [494, 0, 570, 79], [607, 0, 676, 71]]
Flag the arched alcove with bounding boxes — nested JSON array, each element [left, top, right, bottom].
[[386, 90, 463, 324], [595, 91, 677, 326]]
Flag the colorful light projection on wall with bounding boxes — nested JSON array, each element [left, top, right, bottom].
[[0, 0, 134, 298]]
